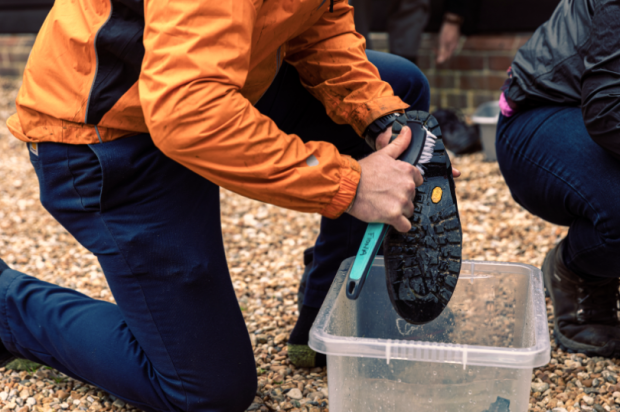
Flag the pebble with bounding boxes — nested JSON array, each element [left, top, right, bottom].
[[531, 382, 549, 393], [275, 333, 288, 345], [583, 395, 595, 405], [286, 389, 302, 400]]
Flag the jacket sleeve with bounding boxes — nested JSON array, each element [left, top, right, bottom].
[[139, 0, 360, 219], [581, 0, 620, 159], [284, 0, 409, 137]]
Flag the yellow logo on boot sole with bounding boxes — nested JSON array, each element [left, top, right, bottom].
[[431, 187, 443, 203]]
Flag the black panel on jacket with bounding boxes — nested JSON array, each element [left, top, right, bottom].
[[86, 0, 145, 125]]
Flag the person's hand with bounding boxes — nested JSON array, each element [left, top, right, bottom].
[[375, 125, 461, 178], [348, 127, 423, 232], [375, 126, 394, 151], [436, 18, 461, 64]]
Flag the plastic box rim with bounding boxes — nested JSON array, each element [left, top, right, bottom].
[[309, 259, 550, 370]]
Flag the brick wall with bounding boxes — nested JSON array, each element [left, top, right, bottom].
[[418, 33, 531, 114], [1, 32, 530, 114], [0, 35, 35, 78], [370, 32, 531, 114]]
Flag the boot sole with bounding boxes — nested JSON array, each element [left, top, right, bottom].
[[552, 326, 620, 358], [383, 111, 462, 325]]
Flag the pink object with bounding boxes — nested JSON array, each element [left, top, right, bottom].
[[499, 93, 515, 117]]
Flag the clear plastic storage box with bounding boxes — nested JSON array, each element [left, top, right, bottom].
[[309, 258, 550, 412], [472, 101, 501, 162]]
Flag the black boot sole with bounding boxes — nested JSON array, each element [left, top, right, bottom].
[[383, 111, 462, 325], [552, 328, 620, 358]]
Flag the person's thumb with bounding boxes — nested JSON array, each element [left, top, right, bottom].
[[437, 46, 447, 64], [380, 126, 411, 159]]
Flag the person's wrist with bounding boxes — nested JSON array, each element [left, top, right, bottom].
[[364, 113, 399, 150], [443, 12, 463, 26], [345, 186, 358, 214]]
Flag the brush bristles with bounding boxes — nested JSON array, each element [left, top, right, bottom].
[[416, 128, 437, 175]]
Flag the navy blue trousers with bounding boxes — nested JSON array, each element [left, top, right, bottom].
[[497, 106, 620, 280], [0, 50, 429, 412]]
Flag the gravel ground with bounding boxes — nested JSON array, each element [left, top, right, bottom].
[[0, 77, 618, 412]]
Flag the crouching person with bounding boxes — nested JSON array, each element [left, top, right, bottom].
[[497, 0, 620, 357]]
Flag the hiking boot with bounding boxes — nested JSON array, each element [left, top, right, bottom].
[[289, 249, 326, 368], [543, 239, 620, 357], [383, 111, 462, 325], [297, 247, 314, 312], [287, 305, 326, 368]]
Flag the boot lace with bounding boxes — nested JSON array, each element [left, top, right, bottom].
[[575, 277, 620, 325]]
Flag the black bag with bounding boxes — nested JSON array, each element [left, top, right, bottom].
[[432, 109, 481, 155]]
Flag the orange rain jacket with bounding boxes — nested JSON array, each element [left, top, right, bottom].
[[7, 0, 408, 219]]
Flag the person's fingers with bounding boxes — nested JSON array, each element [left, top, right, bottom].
[[412, 166, 424, 187], [402, 199, 414, 218], [437, 34, 449, 63], [452, 167, 461, 178], [447, 39, 458, 57], [396, 160, 416, 177], [375, 126, 392, 150], [381, 126, 411, 159], [436, 46, 447, 64], [391, 215, 412, 233]]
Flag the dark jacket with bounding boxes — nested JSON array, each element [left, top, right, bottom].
[[505, 0, 620, 158]]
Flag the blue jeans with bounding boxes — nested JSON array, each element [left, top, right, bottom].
[[496, 106, 620, 280], [0, 50, 429, 412]]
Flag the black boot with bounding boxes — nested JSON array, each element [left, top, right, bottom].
[[543, 240, 620, 357], [290, 248, 327, 368], [287, 305, 326, 368], [296, 247, 314, 312]]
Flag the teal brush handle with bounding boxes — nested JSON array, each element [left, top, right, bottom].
[[345, 222, 389, 300], [345, 117, 429, 301]]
